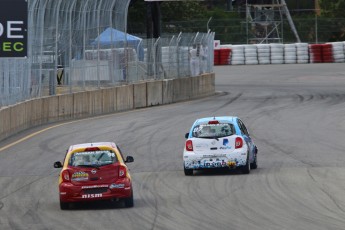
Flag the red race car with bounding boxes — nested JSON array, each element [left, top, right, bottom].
[[53, 142, 134, 210]]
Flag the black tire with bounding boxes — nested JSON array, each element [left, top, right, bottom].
[[184, 167, 193, 176], [242, 154, 251, 174], [124, 193, 134, 208], [60, 201, 69, 210], [251, 154, 258, 169]]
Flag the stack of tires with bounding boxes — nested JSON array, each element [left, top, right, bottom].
[[257, 44, 271, 64], [309, 44, 323, 63], [244, 45, 258, 65], [309, 44, 334, 63], [230, 45, 245, 65], [219, 47, 232, 65], [214, 49, 220, 65], [284, 44, 297, 64], [322, 44, 334, 63], [330, 42, 345, 63], [296, 43, 309, 64], [270, 44, 284, 64]]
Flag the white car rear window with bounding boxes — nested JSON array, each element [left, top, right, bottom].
[[192, 123, 235, 138]]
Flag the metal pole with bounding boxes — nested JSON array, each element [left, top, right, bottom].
[[69, 0, 78, 93], [315, 13, 318, 44], [206, 17, 212, 32], [281, 0, 301, 43], [153, 37, 160, 79], [96, 0, 103, 88], [245, 0, 249, 44]]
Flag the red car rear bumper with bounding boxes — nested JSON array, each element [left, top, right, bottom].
[[59, 181, 132, 203]]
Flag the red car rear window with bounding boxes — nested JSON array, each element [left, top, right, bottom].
[[68, 150, 118, 167]]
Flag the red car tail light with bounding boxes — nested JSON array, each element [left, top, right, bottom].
[[186, 140, 193, 151], [61, 169, 70, 182], [119, 165, 127, 178], [235, 137, 243, 149], [208, 120, 219, 124]]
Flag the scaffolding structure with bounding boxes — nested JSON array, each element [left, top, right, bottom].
[[245, 0, 300, 44]]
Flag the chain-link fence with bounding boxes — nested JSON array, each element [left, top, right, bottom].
[[0, 0, 214, 108], [161, 16, 345, 45]]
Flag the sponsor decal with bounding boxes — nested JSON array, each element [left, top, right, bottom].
[[81, 185, 108, 189], [185, 157, 239, 169], [110, 183, 125, 189], [223, 139, 229, 146], [0, 0, 27, 57], [203, 160, 227, 168], [220, 146, 231, 150], [71, 171, 89, 181], [82, 194, 103, 199], [202, 154, 226, 157], [220, 139, 231, 150], [227, 161, 236, 167]]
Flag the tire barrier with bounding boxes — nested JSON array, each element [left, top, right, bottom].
[[309, 44, 323, 63], [257, 44, 271, 65], [230, 45, 245, 65], [270, 44, 284, 64], [244, 45, 258, 65], [309, 44, 334, 63], [219, 48, 232, 65], [329, 42, 345, 63], [214, 49, 220, 65], [214, 41, 345, 65], [284, 43, 297, 64], [214, 47, 232, 65], [296, 43, 309, 64]]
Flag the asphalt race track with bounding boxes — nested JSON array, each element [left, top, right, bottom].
[[1, 63, 345, 230]]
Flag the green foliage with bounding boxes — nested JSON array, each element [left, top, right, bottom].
[[160, 2, 207, 21], [318, 0, 345, 41], [319, 0, 345, 17]]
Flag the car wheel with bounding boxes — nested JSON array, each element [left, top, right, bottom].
[[124, 193, 134, 208], [184, 167, 193, 176], [242, 154, 251, 174], [60, 201, 69, 210], [250, 154, 258, 169]]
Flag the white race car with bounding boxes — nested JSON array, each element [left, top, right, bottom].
[[183, 116, 258, 175]]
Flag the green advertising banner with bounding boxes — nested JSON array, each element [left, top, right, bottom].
[[0, 0, 28, 58]]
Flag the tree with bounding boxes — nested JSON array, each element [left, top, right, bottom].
[[319, 0, 345, 17], [318, 0, 345, 41]]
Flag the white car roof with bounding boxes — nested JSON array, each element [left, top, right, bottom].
[[194, 116, 237, 125]]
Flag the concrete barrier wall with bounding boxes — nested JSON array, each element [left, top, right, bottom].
[[147, 80, 163, 106], [133, 82, 147, 109], [0, 74, 215, 142], [162, 79, 174, 104]]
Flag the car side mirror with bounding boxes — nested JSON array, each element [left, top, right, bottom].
[[54, 161, 63, 168], [125, 156, 134, 163], [185, 133, 189, 139]]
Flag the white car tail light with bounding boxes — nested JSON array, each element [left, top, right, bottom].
[[235, 137, 243, 149], [185, 140, 193, 151]]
